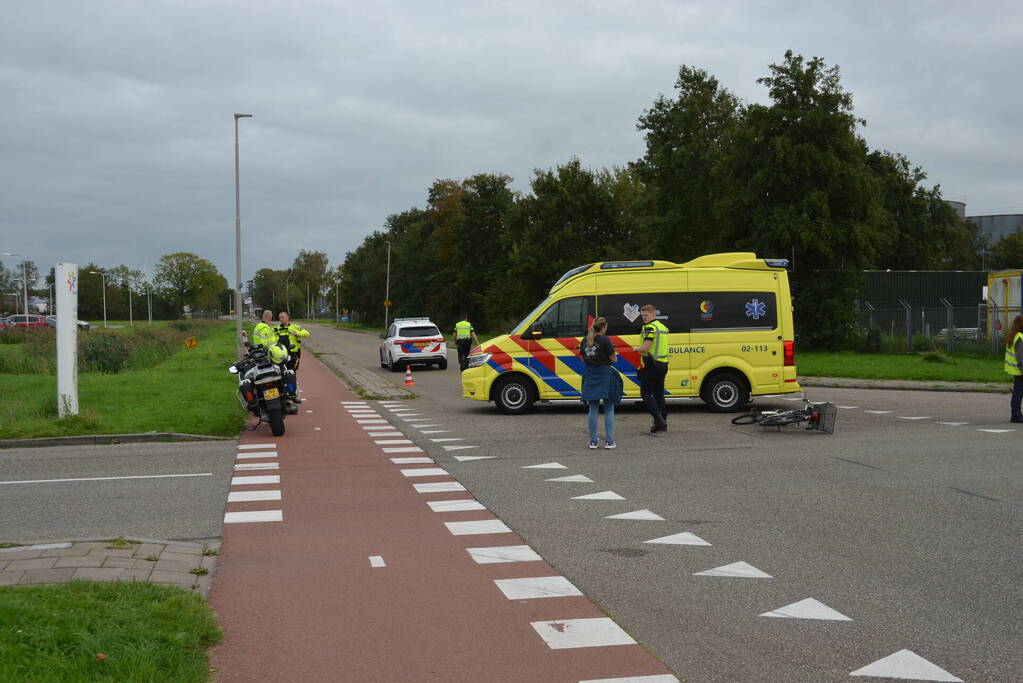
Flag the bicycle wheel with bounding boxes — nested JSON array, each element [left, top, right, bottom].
[[730, 413, 761, 425], [759, 412, 807, 427]]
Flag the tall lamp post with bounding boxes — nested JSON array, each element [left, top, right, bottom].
[[383, 240, 391, 330], [2, 252, 28, 317], [234, 112, 252, 358], [87, 270, 108, 328]]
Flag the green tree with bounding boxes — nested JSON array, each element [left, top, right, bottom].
[[989, 231, 1023, 270], [290, 250, 330, 318], [153, 253, 226, 317], [252, 268, 287, 312]]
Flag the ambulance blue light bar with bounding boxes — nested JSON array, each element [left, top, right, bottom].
[[554, 263, 595, 286], [600, 261, 655, 270], [764, 259, 789, 268]]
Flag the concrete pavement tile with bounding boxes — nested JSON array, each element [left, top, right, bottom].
[[0, 549, 46, 559], [160, 551, 203, 563], [132, 544, 166, 556], [162, 541, 204, 552], [152, 560, 194, 573], [7, 557, 58, 571], [53, 556, 105, 569], [135, 558, 160, 567], [0, 560, 7, 571], [0, 571, 25, 586], [19, 568, 76, 584], [102, 557, 136, 568], [88, 548, 135, 558], [72, 542, 111, 550], [148, 570, 195, 584], [72, 568, 126, 582], [42, 546, 92, 557], [118, 569, 152, 583], [192, 574, 213, 596]]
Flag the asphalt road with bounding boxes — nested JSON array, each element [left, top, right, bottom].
[[0, 441, 236, 542], [306, 324, 1022, 682]]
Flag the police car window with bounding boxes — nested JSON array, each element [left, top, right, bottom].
[[387, 325, 397, 337], [399, 325, 439, 337], [534, 296, 592, 338]]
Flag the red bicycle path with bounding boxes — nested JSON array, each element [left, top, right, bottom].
[[209, 353, 676, 682]]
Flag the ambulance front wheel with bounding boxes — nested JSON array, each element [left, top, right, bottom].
[[700, 371, 750, 412], [493, 376, 537, 415]]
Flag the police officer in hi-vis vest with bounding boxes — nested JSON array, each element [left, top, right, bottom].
[[1004, 314, 1023, 423], [275, 311, 310, 400], [633, 304, 669, 432], [454, 314, 480, 371], [252, 309, 277, 347]]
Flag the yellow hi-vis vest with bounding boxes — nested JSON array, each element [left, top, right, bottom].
[[1005, 332, 1023, 376], [642, 320, 670, 362], [455, 320, 473, 340], [252, 321, 276, 347]]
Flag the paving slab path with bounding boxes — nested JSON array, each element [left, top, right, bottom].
[[209, 352, 675, 682]]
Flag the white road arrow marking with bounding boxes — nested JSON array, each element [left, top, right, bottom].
[[643, 532, 710, 546], [760, 597, 851, 621], [849, 649, 961, 681], [694, 561, 772, 578]]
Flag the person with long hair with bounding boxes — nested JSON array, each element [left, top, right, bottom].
[[1005, 314, 1023, 423], [580, 317, 622, 448]]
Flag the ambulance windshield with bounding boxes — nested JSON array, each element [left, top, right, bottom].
[[510, 297, 552, 335]]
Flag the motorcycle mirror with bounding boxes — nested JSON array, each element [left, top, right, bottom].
[[228, 366, 238, 374]]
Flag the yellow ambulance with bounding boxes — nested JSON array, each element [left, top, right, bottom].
[[461, 252, 800, 414]]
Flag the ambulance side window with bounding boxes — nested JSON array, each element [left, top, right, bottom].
[[533, 297, 591, 338]]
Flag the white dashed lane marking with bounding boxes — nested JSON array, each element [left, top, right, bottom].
[[228, 490, 282, 502], [231, 475, 279, 485], [390, 457, 434, 464], [530, 618, 636, 649], [427, 499, 486, 512], [383, 446, 424, 453], [444, 520, 512, 535], [238, 443, 277, 449], [368, 556, 386, 568], [466, 545, 543, 564], [494, 576, 583, 600], [375, 439, 413, 444], [235, 451, 277, 459], [224, 510, 283, 524], [233, 462, 279, 471], [864, 410, 894, 414], [400, 468, 448, 477], [413, 482, 466, 493]]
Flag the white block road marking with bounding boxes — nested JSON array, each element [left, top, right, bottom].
[[428, 499, 486, 512], [1, 473, 214, 486], [228, 490, 282, 502], [368, 433, 403, 438], [443, 445, 480, 451], [523, 462, 567, 469], [850, 649, 961, 681], [341, 401, 367, 404], [313, 427, 322, 431], [369, 555, 386, 568], [224, 510, 283, 523], [236, 451, 278, 459], [445, 519, 512, 535], [606, 509, 664, 520], [383, 446, 424, 453], [305, 410, 313, 413], [453, 455, 496, 462], [546, 475, 594, 483], [760, 597, 851, 621], [466, 545, 542, 564], [694, 561, 772, 578], [234, 462, 279, 471], [356, 419, 388, 424], [530, 618, 636, 650], [375, 439, 414, 444], [238, 443, 277, 450], [413, 425, 442, 429], [937, 421, 970, 426], [495, 576, 582, 600], [363, 425, 394, 430], [572, 491, 625, 500], [231, 475, 280, 486], [395, 412, 421, 416], [644, 532, 710, 546], [835, 406, 859, 409], [0, 542, 72, 554], [864, 410, 894, 414], [898, 416, 931, 420], [402, 418, 431, 422], [580, 676, 679, 683], [400, 468, 448, 477], [414, 482, 466, 493], [430, 438, 464, 442], [977, 428, 1015, 433], [391, 457, 434, 464]]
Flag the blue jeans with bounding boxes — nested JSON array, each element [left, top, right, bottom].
[[1012, 375, 1023, 419], [588, 400, 615, 442]]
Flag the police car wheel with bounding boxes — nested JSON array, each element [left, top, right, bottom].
[[437, 358, 448, 370], [701, 372, 748, 412], [494, 376, 536, 415], [388, 354, 403, 372]]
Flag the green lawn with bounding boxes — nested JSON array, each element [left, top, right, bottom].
[[797, 350, 1011, 384], [0, 582, 220, 682], [2, 324, 247, 440]]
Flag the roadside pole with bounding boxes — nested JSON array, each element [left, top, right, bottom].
[[55, 263, 79, 417]]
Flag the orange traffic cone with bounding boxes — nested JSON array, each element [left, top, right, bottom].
[[404, 365, 415, 386]]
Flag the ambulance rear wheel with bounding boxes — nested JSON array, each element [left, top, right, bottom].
[[494, 376, 536, 415], [701, 371, 749, 412]]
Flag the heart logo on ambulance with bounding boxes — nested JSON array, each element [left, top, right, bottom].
[[623, 303, 641, 322]]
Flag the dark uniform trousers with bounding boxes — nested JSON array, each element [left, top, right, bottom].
[[639, 360, 668, 424], [456, 338, 473, 370]]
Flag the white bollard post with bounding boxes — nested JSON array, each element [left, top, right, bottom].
[[55, 263, 79, 417]]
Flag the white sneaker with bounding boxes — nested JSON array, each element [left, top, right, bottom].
[[604, 440, 617, 450], [588, 439, 598, 449]]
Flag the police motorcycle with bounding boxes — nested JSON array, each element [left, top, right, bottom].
[[228, 342, 299, 437]]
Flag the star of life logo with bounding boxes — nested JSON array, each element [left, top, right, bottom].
[[745, 298, 767, 320]]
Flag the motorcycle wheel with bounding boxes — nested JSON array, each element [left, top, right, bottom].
[[268, 406, 286, 436]]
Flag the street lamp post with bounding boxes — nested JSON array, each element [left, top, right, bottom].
[[234, 112, 252, 358], [384, 240, 391, 330], [2, 252, 28, 318], [127, 280, 133, 327], [87, 270, 108, 328]]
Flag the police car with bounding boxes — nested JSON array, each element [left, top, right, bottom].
[[379, 318, 448, 371]]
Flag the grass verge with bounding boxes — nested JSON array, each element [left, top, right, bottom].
[[0, 581, 221, 682], [1, 323, 247, 440], [797, 350, 1011, 384]]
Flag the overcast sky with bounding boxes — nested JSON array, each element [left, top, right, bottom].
[[2, 1, 1021, 285]]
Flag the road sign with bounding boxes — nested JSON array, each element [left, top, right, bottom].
[[184, 337, 199, 349], [384, 300, 392, 307]]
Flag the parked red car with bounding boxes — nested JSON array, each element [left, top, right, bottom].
[[4, 314, 47, 328]]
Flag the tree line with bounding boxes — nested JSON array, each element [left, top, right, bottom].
[[335, 52, 1012, 349]]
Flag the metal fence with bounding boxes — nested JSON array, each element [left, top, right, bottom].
[[855, 299, 1022, 354]]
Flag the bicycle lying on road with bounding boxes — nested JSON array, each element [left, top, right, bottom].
[[730, 397, 837, 434]]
